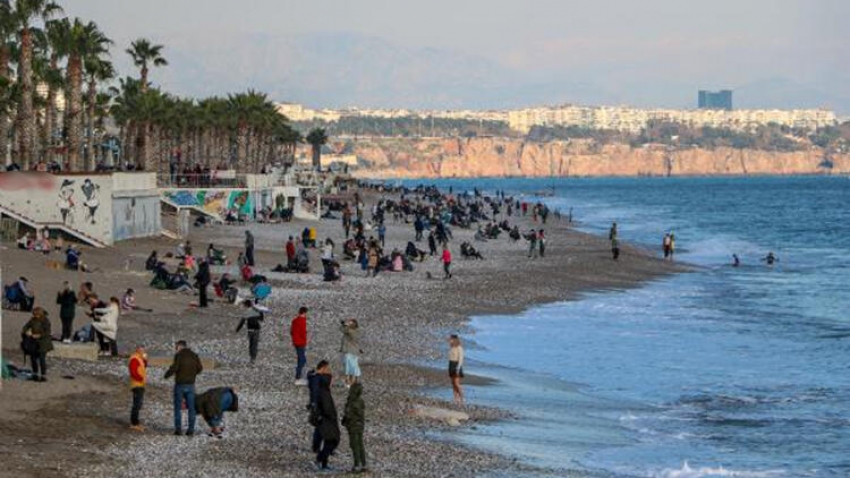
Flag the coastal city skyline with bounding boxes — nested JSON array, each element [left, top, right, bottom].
[[63, 0, 850, 113]]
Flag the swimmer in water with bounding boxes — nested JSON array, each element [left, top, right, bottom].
[[732, 254, 740, 267], [761, 252, 778, 266]]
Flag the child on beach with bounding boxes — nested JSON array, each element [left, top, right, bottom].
[[442, 245, 452, 279], [448, 335, 464, 405]]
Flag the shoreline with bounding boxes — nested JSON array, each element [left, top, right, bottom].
[[0, 188, 684, 477]]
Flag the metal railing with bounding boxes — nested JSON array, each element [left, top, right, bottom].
[[157, 172, 246, 188]]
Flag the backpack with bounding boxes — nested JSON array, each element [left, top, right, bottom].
[[21, 333, 38, 357], [4, 285, 20, 303]]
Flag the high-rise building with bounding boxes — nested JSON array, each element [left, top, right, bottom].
[[698, 90, 733, 110]]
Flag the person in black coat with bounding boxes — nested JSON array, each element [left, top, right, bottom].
[[315, 370, 340, 470], [56, 281, 77, 342], [194, 259, 211, 308]]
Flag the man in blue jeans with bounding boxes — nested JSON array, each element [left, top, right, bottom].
[[164, 340, 203, 436]]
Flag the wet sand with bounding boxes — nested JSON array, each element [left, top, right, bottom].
[[0, 190, 683, 477]]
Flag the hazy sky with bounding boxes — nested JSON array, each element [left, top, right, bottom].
[[63, 0, 850, 112]]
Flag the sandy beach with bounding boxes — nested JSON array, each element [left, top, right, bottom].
[[0, 189, 682, 478]]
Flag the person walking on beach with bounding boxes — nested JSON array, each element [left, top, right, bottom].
[[662, 233, 671, 259], [442, 244, 453, 279], [195, 258, 211, 308], [235, 300, 265, 364], [21, 307, 53, 382], [291, 307, 309, 385], [56, 281, 77, 343], [609, 222, 618, 243], [448, 334, 465, 405], [340, 319, 362, 387], [165, 340, 203, 436], [342, 382, 368, 473], [367, 243, 379, 278], [314, 364, 341, 471], [244, 230, 255, 266], [128, 345, 148, 431]]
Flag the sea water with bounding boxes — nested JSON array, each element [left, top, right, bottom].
[[406, 176, 850, 478]]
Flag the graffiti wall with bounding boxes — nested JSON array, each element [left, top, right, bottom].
[[163, 189, 255, 217], [113, 195, 161, 241], [0, 172, 161, 245], [0, 172, 114, 243]]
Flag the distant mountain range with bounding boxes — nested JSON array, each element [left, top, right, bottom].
[[150, 32, 850, 115]]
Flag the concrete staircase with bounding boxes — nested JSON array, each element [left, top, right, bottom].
[[0, 203, 108, 248]]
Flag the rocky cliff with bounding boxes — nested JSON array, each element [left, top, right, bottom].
[[346, 137, 850, 179]]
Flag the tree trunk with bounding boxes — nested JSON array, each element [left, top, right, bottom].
[[236, 124, 248, 173], [66, 55, 84, 172], [15, 28, 35, 169], [312, 144, 321, 171], [0, 45, 11, 166], [84, 79, 97, 170]]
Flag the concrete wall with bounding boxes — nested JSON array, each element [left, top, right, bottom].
[[0, 172, 114, 243], [0, 172, 161, 245], [113, 194, 161, 241]]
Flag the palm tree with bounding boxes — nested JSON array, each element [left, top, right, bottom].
[[53, 17, 111, 171], [38, 18, 65, 164], [126, 38, 166, 92], [306, 127, 328, 171], [83, 55, 114, 169], [9, 0, 63, 169], [0, 1, 16, 165]]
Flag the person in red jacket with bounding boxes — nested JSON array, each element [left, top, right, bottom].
[[291, 306, 309, 385], [285, 236, 296, 269], [442, 245, 452, 280]]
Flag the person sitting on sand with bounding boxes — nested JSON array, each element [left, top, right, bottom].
[[207, 244, 227, 265], [405, 241, 427, 262], [195, 387, 239, 438], [121, 288, 151, 312], [79, 281, 95, 304], [4, 276, 35, 311], [16, 232, 33, 250], [145, 251, 159, 271]]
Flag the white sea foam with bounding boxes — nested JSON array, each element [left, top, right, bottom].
[[659, 462, 785, 478]]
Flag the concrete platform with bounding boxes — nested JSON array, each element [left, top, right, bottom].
[[147, 356, 217, 370], [51, 342, 99, 362]]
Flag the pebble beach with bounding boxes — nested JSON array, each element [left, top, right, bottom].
[[0, 189, 681, 478]]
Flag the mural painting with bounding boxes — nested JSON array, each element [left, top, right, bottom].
[[198, 191, 228, 216], [227, 191, 253, 215], [81, 178, 101, 224], [57, 179, 76, 225], [163, 189, 254, 218], [164, 190, 200, 207]]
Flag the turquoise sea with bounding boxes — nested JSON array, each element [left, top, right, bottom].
[[410, 176, 850, 478]]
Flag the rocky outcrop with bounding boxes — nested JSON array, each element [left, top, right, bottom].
[[348, 137, 850, 179]]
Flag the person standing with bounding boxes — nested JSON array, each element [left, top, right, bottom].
[[662, 233, 671, 259], [342, 382, 367, 473], [195, 258, 211, 308], [235, 300, 265, 364], [609, 222, 618, 243], [244, 230, 255, 266], [538, 229, 546, 258], [128, 345, 148, 431], [669, 232, 676, 260], [290, 307, 309, 385], [527, 229, 538, 258], [448, 334, 465, 405], [285, 236, 296, 269], [56, 281, 77, 343], [92, 297, 120, 356], [377, 222, 386, 248], [315, 365, 341, 471], [164, 340, 203, 436], [428, 231, 437, 256], [442, 244, 453, 279], [340, 319, 362, 387], [21, 307, 53, 382]]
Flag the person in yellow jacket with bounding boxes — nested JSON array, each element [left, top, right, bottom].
[[128, 345, 148, 431]]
